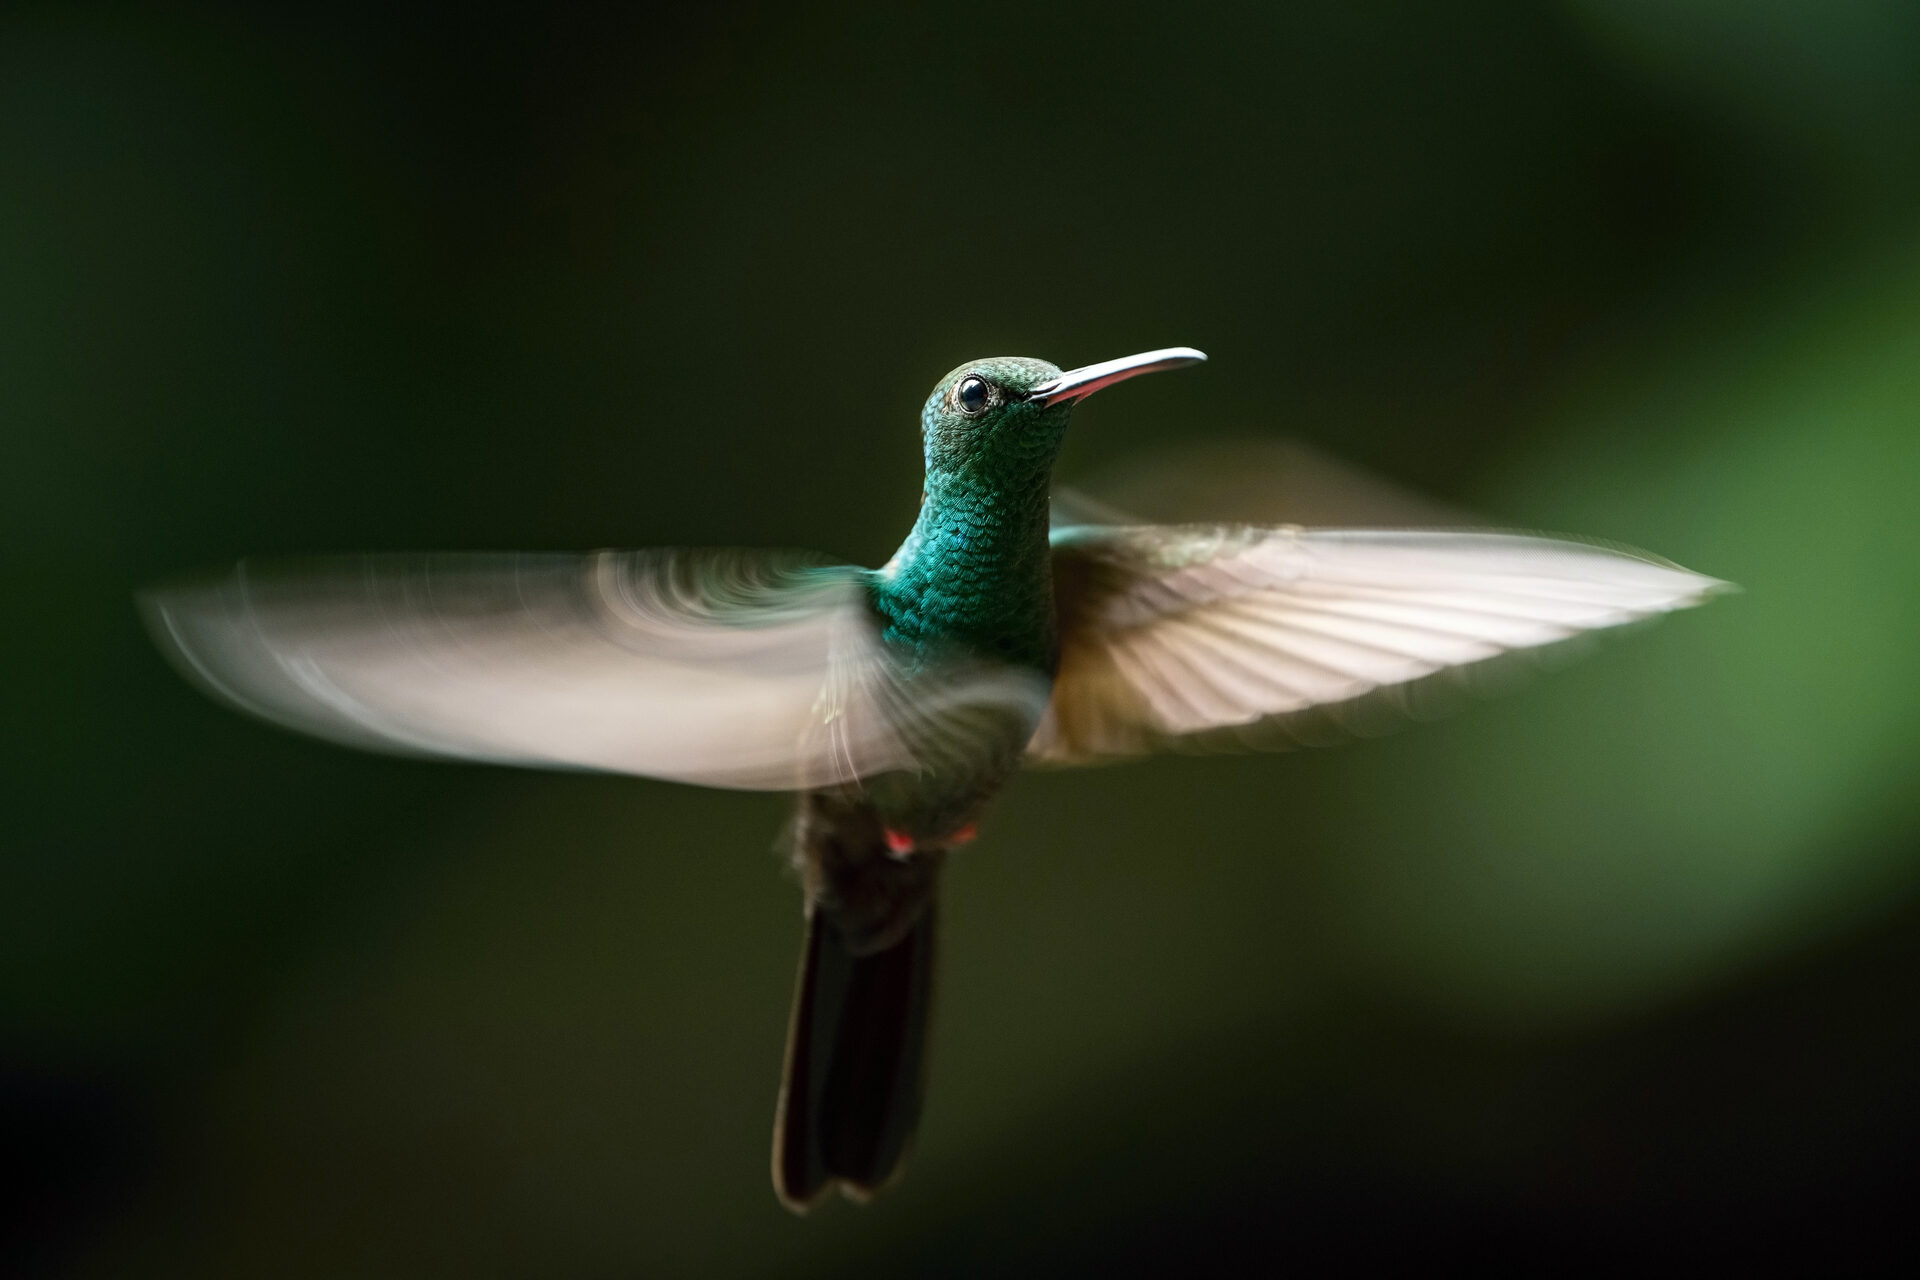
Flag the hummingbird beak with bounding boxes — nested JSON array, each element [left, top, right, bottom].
[[1025, 347, 1207, 407]]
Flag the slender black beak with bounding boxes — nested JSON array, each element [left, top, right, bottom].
[[1026, 347, 1207, 407]]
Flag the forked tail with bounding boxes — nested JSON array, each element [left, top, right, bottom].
[[773, 901, 937, 1210]]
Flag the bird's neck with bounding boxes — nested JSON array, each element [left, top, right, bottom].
[[874, 469, 1056, 670]]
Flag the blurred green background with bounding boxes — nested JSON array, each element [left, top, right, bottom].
[[6, 0, 1920, 1273]]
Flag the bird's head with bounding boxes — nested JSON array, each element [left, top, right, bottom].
[[918, 348, 1206, 488]]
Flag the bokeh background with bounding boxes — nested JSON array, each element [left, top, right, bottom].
[[7, 1, 1920, 1273]]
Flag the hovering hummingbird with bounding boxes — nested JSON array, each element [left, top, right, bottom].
[[142, 347, 1726, 1211]]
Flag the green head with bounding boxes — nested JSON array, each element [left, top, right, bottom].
[[884, 347, 1205, 657], [918, 347, 1207, 488]]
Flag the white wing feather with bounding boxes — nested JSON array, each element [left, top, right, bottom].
[[144, 550, 1047, 790], [1031, 526, 1730, 763]]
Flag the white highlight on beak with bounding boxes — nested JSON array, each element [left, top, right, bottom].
[[1027, 347, 1207, 407]]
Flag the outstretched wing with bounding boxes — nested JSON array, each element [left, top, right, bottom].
[[1030, 525, 1730, 764], [144, 550, 1047, 790]]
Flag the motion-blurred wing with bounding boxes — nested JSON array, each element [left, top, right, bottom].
[[145, 550, 1045, 790], [1051, 436, 1474, 532], [1030, 525, 1730, 764]]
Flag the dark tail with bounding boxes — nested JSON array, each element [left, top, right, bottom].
[[772, 896, 938, 1211]]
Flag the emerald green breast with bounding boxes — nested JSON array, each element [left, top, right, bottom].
[[849, 474, 1057, 834], [871, 468, 1058, 676]]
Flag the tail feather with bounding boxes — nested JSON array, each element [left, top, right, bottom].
[[773, 904, 937, 1211]]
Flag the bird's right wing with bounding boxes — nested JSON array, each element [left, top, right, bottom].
[[143, 550, 1047, 790], [1030, 525, 1730, 764]]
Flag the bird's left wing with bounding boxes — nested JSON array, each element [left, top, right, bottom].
[[144, 550, 1046, 790], [1030, 525, 1730, 764]]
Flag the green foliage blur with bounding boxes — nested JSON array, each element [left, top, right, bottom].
[[5, 0, 1919, 1272]]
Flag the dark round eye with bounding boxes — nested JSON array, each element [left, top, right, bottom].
[[955, 375, 991, 416]]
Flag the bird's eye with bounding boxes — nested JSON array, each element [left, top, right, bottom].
[[955, 375, 991, 416]]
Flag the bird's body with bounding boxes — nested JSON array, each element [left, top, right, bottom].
[[859, 355, 1075, 833], [141, 346, 1729, 1212], [774, 357, 1077, 1206]]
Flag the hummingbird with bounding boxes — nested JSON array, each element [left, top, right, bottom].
[[141, 347, 1727, 1211]]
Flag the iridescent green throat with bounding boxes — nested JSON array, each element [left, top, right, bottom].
[[867, 355, 1078, 673], [873, 467, 1060, 672]]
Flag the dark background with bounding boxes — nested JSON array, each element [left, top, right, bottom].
[[7, 1, 1920, 1274]]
